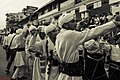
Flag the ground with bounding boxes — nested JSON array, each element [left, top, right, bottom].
[[0, 44, 13, 80]]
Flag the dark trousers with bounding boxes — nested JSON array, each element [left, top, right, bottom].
[[6, 50, 16, 70], [83, 55, 108, 80], [109, 61, 120, 80], [6, 49, 11, 61]]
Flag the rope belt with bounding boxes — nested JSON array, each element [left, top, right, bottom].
[[59, 60, 83, 76]]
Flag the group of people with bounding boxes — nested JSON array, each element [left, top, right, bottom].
[[2, 11, 120, 80]]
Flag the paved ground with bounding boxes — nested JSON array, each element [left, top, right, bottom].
[[0, 44, 13, 80]]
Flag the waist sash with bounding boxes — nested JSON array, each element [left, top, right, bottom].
[[59, 60, 83, 76]]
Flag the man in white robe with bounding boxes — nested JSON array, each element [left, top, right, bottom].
[[55, 12, 120, 80], [29, 26, 46, 80], [10, 25, 28, 80], [25, 25, 37, 80]]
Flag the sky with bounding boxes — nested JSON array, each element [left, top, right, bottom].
[[0, 0, 51, 29]]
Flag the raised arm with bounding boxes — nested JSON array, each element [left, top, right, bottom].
[[72, 21, 117, 45], [16, 26, 28, 45]]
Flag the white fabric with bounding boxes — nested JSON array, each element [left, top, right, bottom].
[[32, 57, 45, 80], [25, 35, 32, 58], [58, 12, 74, 28], [25, 34, 35, 79], [14, 51, 26, 66], [38, 26, 46, 32], [27, 34, 37, 66], [12, 30, 27, 79], [111, 44, 120, 62], [12, 67, 26, 79], [84, 39, 95, 48], [2, 36, 8, 47], [45, 65, 59, 80], [29, 35, 46, 80], [48, 37, 55, 53], [55, 21, 116, 80], [29, 25, 37, 32], [13, 28, 27, 66], [7, 33, 16, 49], [16, 29, 22, 34], [44, 23, 57, 34], [11, 25, 28, 80], [14, 38, 26, 67], [107, 15, 113, 21]]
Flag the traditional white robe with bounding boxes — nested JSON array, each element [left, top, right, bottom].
[[30, 34, 46, 80], [14, 38, 26, 67], [55, 21, 116, 80], [13, 31, 26, 67], [32, 57, 45, 80]]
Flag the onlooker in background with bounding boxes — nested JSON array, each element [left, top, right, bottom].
[[2, 34, 9, 61], [5, 29, 16, 74]]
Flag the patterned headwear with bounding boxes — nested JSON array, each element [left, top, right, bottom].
[[84, 39, 100, 53]]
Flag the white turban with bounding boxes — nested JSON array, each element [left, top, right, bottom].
[[84, 39, 99, 53], [58, 12, 75, 28], [16, 29, 23, 34], [44, 23, 57, 34], [29, 25, 37, 32]]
